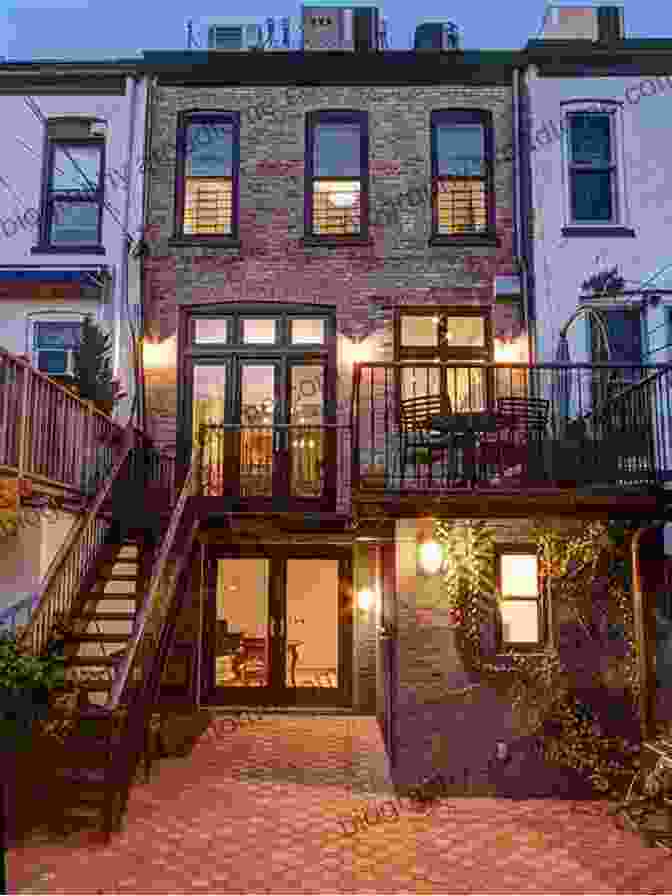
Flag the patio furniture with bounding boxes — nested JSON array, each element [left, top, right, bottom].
[[398, 395, 453, 484], [429, 412, 500, 487], [468, 396, 550, 481]]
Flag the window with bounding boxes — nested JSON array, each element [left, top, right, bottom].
[[395, 307, 492, 410], [561, 101, 631, 233], [306, 111, 368, 238], [43, 142, 104, 247], [496, 549, 544, 649], [32, 320, 82, 376], [431, 110, 495, 240], [176, 114, 239, 239]]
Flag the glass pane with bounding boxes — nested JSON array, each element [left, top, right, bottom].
[[186, 122, 233, 177], [194, 318, 228, 344], [314, 122, 361, 177], [50, 202, 99, 243], [291, 319, 325, 345], [290, 366, 324, 499], [401, 365, 441, 401], [444, 366, 486, 412], [313, 181, 361, 235], [194, 365, 227, 496], [52, 145, 101, 192], [286, 559, 339, 688], [242, 319, 276, 345], [184, 178, 232, 234], [436, 124, 484, 177], [241, 365, 275, 496], [34, 322, 81, 349], [401, 316, 438, 348], [569, 114, 611, 166], [37, 351, 68, 375], [215, 558, 269, 687], [437, 179, 487, 234], [500, 599, 540, 644], [571, 171, 613, 222], [443, 317, 485, 347], [501, 554, 538, 597]]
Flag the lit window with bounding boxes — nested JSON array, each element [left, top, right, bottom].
[[179, 116, 237, 237], [498, 552, 542, 647]]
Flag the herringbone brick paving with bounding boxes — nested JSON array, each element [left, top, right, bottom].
[[8, 715, 672, 893]]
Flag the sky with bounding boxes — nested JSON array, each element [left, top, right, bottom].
[[2, 0, 672, 60]]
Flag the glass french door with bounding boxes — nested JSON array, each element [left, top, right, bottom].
[[205, 550, 353, 707], [190, 356, 334, 507]]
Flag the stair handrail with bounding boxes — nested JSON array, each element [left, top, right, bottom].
[[108, 442, 201, 709], [18, 424, 138, 658], [0, 594, 38, 635]]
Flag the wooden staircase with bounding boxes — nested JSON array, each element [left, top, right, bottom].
[[14, 429, 201, 843]]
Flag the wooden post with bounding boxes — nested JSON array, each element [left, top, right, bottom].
[[15, 363, 31, 515]]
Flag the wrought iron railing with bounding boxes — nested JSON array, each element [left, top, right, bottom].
[[198, 423, 351, 513], [351, 362, 672, 492]]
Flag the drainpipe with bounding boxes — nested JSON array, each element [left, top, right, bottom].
[[114, 75, 138, 424], [631, 522, 664, 741], [514, 64, 537, 364], [138, 76, 158, 434]]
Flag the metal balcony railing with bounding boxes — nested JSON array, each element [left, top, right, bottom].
[[198, 423, 352, 514], [351, 362, 672, 493]]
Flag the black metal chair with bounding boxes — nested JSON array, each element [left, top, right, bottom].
[[398, 394, 453, 483]]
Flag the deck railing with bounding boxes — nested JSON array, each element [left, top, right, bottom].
[[198, 423, 352, 514], [352, 362, 672, 493]]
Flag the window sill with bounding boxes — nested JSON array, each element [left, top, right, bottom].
[[169, 237, 241, 249], [30, 244, 106, 255], [300, 235, 373, 247], [429, 234, 500, 248], [561, 226, 636, 238]]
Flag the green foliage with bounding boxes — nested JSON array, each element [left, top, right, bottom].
[[0, 629, 66, 693], [73, 313, 115, 405]]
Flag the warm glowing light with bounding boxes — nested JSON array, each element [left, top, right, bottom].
[[143, 336, 177, 369], [357, 588, 377, 610], [328, 192, 357, 208], [342, 335, 374, 366], [500, 554, 538, 597], [494, 335, 529, 364], [418, 541, 444, 575]]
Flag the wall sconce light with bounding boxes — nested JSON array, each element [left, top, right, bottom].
[[495, 740, 509, 762], [418, 540, 444, 576], [357, 588, 378, 611]]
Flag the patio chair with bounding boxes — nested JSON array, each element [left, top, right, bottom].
[[468, 396, 550, 480], [398, 394, 453, 484]]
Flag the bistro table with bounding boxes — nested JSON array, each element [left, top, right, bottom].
[[430, 412, 500, 485]]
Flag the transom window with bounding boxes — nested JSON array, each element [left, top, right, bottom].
[[43, 141, 104, 247], [306, 111, 368, 238], [191, 312, 329, 346], [431, 110, 494, 238], [176, 113, 239, 239], [496, 549, 544, 649]]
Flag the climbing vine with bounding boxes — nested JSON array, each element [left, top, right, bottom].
[[432, 517, 644, 797]]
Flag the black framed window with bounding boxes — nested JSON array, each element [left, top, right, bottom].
[[431, 110, 495, 239], [32, 320, 82, 376], [495, 547, 545, 650], [43, 141, 104, 247], [175, 113, 240, 239], [567, 112, 616, 223], [305, 111, 369, 238]]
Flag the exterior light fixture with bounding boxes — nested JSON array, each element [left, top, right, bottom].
[[357, 588, 377, 611], [418, 540, 444, 575]]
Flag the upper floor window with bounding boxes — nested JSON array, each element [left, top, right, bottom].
[[305, 111, 368, 238], [561, 101, 630, 233], [430, 110, 495, 239], [175, 113, 240, 239], [43, 142, 105, 248]]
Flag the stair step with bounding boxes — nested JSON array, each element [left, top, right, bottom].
[[65, 634, 130, 644], [67, 656, 124, 667], [79, 613, 136, 622], [86, 591, 141, 599], [71, 681, 113, 692]]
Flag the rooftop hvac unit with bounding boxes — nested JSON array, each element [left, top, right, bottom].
[[414, 22, 459, 50], [539, 3, 624, 41], [302, 4, 380, 50], [206, 18, 264, 50]]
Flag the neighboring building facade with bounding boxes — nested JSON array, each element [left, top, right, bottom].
[[0, 62, 149, 611]]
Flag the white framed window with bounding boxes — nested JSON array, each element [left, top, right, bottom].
[[560, 100, 629, 230], [496, 548, 545, 649], [26, 313, 85, 376]]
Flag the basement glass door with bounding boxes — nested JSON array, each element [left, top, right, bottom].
[[206, 551, 352, 707]]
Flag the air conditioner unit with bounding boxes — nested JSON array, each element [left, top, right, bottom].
[[414, 22, 459, 50], [302, 4, 380, 51], [206, 18, 264, 50], [35, 349, 76, 377]]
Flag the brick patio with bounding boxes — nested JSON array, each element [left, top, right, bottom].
[[8, 714, 672, 894]]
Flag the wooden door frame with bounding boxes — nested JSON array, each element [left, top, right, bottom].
[[202, 542, 353, 707]]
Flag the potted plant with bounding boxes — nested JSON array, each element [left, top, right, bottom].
[[72, 314, 127, 417]]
